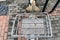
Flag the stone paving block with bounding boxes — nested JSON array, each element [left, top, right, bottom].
[[55, 37, 60, 40], [47, 38, 55, 40], [53, 33, 57, 37], [8, 28, 12, 32], [51, 26, 55, 30], [52, 30, 58, 33], [38, 38, 48, 40], [53, 18, 59, 20], [55, 27, 60, 30], [56, 16, 60, 18], [58, 30, 60, 33], [56, 24, 60, 26], [51, 20, 58, 24], [50, 16, 56, 19], [51, 24, 57, 28], [7, 39, 14, 40], [7, 36, 13, 39], [57, 33, 60, 37]]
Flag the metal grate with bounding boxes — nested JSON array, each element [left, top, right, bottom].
[[0, 4, 8, 15], [11, 12, 52, 39]]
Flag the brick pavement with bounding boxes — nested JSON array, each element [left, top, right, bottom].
[[0, 16, 9, 40]]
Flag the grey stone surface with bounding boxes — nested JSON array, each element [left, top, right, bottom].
[[52, 30, 58, 33], [55, 37, 60, 40], [55, 27, 60, 30], [57, 33, 60, 37], [47, 38, 55, 40]]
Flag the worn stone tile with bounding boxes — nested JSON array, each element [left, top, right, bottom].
[[55, 27, 60, 30], [57, 33, 60, 37], [38, 38, 48, 40], [51, 20, 58, 24], [53, 18, 59, 20], [56, 16, 60, 18], [58, 30, 60, 33], [47, 38, 55, 40], [52, 27, 55, 30], [50, 16, 56, 19], [53, 33, 57, 37], [52, 30, 58, 33], [55, 37, 60, 40]]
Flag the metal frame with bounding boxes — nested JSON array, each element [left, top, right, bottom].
[[11, 12, 52, 39], [0, 5, 8, 15]]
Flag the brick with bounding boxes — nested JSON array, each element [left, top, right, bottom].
[[18, 21, 26, 40], [21, 37, 27, 40], [2, 26, 5, 30], [0, 37, 3, 40], [4, 26, 8, 33], [0, 22, 3, 27], [0, 16, 9, 40], [0, 29, 4, 37], [3, 33, 7, 40], [18, 37, 22, 40], [18, 37, 26, 40], [55, 8, 60, 11]]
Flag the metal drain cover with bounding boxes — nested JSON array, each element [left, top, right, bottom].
[[21, 18, 45, 34]]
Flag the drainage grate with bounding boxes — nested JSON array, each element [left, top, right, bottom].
[[0, 4, 8, 15], [11, 12, 52, 39]]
